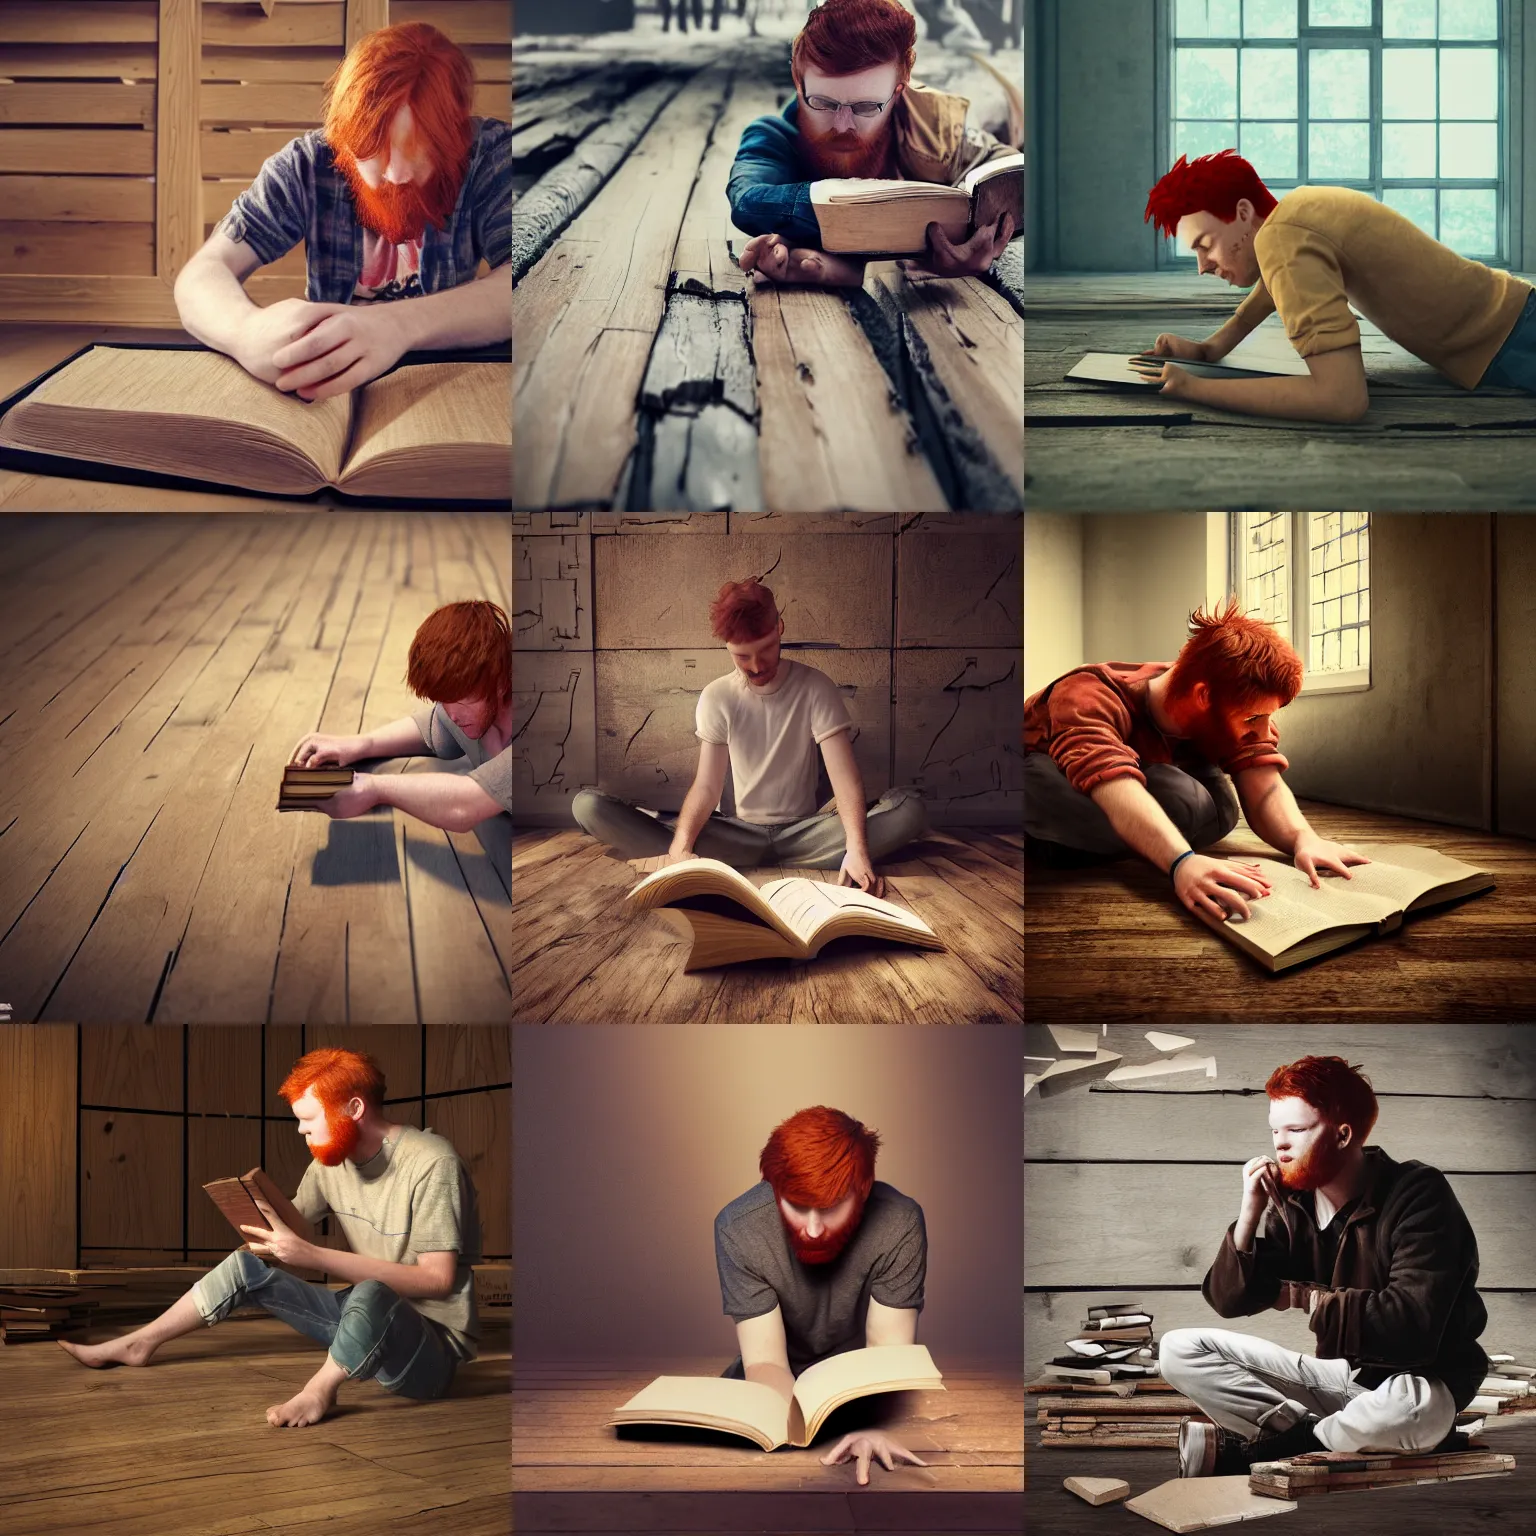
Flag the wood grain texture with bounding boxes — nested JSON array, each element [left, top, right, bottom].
[[345, 0, 390, 50], [186, 1114, 262, 1251], [155, 0, 200, 278], [0, 1025, 76, 1268], [81, 1027, 182, 1112], [0, 178, 154, 223], [0, 3, 158, 45], [0, 82, 155, 125], [79, 1109, 182, 1251], [188, 1026, 262, 1114], [425, 1025, 511, 1095], [0, 221, 155, 276], [0, 129, 156, 175], [433, 1086, 509, 1257]]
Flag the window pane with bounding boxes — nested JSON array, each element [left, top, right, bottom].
[[1242, 121, 1300, 178], [1309, 121, 1370, 178], [1177, 119, 1241, 163], [1439, 123, 1497, 180], [1178, 48, 1239, 118], [1383, 48, 1436, 117], [1440, 48, 1498, 120], [1311, 634, 1323, 670], [1440, 188, 1496, 253], [1439, 0, 1498, 40], [1178, 0, 1242, 36], [1341, 530, 1357, 562], [1309, 0, 1371, 23], [1343, 592, 1358, 623], [1241, 46, 1298, 116], [1244, 0, 1297, 37], [1384, 0, 1436, 37], [1324, 630, 1340, 669], [1384, 123, 1437, 176], [1323, 565, 1338, 598], [1360, 589, 1370, 621], [1384, 187, 1437, 235], [1360, 626, 1370, 669], [1343, 629, 1358, 668], [1310, 49, 1370, 118]]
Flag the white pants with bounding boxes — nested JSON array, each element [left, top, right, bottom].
[[1159, 1326, 1457, 1454]]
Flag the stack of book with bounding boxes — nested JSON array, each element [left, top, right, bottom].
[[277, 765, 354, 812], [1249, 1446, 1516, 1499], [0, 1268, 205, 1345], [1458, 1354, 1536, 1429], [472, 1263, 510, 1318]]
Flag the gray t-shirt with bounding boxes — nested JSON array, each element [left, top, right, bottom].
[[411, 702, 510, 890], [714, 1179, 926, 1375], [293, 1124, 483, 1361]]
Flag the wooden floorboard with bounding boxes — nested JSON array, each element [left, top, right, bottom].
[[0, 1315, 510, 1536], [511, 827, 1022, 1023], [1025, 799, 1536, 1022]]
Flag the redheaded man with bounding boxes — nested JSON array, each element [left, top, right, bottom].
[[1136, 149, 1535, 424], [728, 0, 1018, 289], [1024, 598, 1370, 922], [1160, 1056, 1488, 1477], [714, 1106, 929, 1486], [175, 22, 510, 403], [59, 1049, 483, 1428]]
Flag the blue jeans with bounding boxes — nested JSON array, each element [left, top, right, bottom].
[[1479, 288, 1536, 391], [193, 1248, 457, 1400]]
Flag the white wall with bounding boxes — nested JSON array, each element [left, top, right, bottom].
[[1023, 513, 1085, 695]]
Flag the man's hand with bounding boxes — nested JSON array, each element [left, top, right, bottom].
[[1240, 1155, 1283, 1225], [819, 1429, 928, 1486], [289, 773, 381, 820], [240, 1204, 315, 1268], [740, 232, 866, 288], [658, 848, 698, 868], [911, 212, 1013, 277], [1173, 853, 1273, 922], [271, 304, 411, 401], [234, 297, 353, 388], [1275, 1280, 1318, 1314], [1146, 332, 1211, 363], [1128, 356, 1202, 400], [289, 732, 369, 768], [1293, 834, 1371, 889], [836, 849, 885, 900]]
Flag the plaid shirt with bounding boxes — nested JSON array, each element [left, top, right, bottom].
[[217, 116, 511, 303]]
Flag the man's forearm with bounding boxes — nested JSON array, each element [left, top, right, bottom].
[[828, 761, 870, 857], [370, 771, 500, 833], [1087, 776, 1189, 873], [1241, 775, 1313, 856], [398, 264, 512, 349], [309, 1243, 446, 1300], [174, 257, 258, 358], [1188, 370, 1359, 423], [669, 782, 719, 854]]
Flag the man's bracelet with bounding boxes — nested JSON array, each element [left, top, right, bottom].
[[1168, 849, 1195, 884]]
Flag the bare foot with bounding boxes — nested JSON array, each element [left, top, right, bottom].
[[57, 1335, 154, 1369], [266, 1385, 337, 1428]]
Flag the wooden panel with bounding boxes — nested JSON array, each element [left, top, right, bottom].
[[202, 1, 345, 48], [201, 81, 325, 125], [0, 3, 159, 44], [0, 272, 188, 322], [304, 1026, 424, 1102], [187, 1027, 262, 1115], [157, 0, 202, 277], [264, 1025, 303, 1112], [347, 0, 390, 49], [203, 178, 250, 224], [0, 1025, 76, 1269], [0, 130, 156, 175], [202, 46, 346, 83], [80, 1109, 182, 1250], [81, 1027, 182, 1111], [425, 1026, 511, 1094], [263, 1109, 313, 1208], [187, 1115, 262, 1251], [200, 127, 299, 177], [472, 80, 509, 122], [0, 45, 159, 78], [0, 175, 154, 222], [0, 83, 156, 126], [0, 221, 155, 275], [896, 520, 1022, 648], [1025, 1163, 1536, 1288], [515, 532, 591, 651], [431, 1087, 509, 1257], [390, 1, 512, 44]]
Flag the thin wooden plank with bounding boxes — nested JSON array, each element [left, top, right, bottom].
[[0, 44, 159, 78], [202, 0, 345, 48], [198, 79, 507, 126], [0, 1025, 76, 1269], [0, 2, 158, 45], [0, 81, 156, 125], [390, 0, 512, 44], [0, 175, 154, 222], [0, 129, 156, 176], [0, 221, 154, 275], [199, 127, 299, 177], [200, 45, 346, 84], [346, 0, 389, 49]]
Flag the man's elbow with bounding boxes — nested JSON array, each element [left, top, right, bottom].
[[1334, 388, 1370, 424]]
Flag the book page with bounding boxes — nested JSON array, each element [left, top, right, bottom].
[[962, 151, 1025, 191], [610, 1375, 789, 1449], [340, 362, 511, 488], [1211, 864, 1401, 957], [814, 177, 968, 205], [758, 879, 935, 944], [1342, 842, 1491, 903], [792, 1344, 943, 1442]]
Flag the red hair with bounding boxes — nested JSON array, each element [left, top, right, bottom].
[[279, 1048, 386, 1113], [1164, 597, 1303, 715], [1144, 149, 1279, 241], [791, 0, 917, 89], [408, 600, 511, 707], [1266, 1056, 1379, 1143], [760, 1105, 881, 1209], [709, 579, 780, 645], [322, 21, 475, 226]]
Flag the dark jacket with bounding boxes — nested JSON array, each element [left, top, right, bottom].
[[1202, 1146, 1488, 1410]]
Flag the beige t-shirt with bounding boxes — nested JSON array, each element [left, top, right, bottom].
[[694, 659, 854, 824], [293, 1124, 483, 1362], [1232, 185, 1532, 389]]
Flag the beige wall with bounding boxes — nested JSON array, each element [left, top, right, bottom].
[[1082, 513, 1210, 666], [1023, 513, 1084, 695]]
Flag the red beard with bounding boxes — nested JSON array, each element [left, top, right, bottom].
[[1278, 1133, 1347, 1192], [799, 109, 896, 181], [308, 1102, 361, 1167], [338, 155, 454, 245], [781, 1197, 865, 1265]]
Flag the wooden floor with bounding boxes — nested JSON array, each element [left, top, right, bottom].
[[0, 514, 511, 1023], [0, 1314, 511, 1536], [513, 1357, 1023, 1532], [1025, 800, 1536, 1022], [1025, 271, 1536, 511], [1026, 1419, 1535, 1535], [511, 825, 1023, 1023]]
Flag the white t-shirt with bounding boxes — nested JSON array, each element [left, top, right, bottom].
[[694, 659, 854, 824]]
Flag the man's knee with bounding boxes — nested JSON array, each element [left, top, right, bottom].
[[1382, 1375, 1457, 1451], [1156, 1327, 1211, 1384]]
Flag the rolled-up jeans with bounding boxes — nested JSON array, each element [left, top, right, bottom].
[[1158, 1326, 1457, 1454], [1479, 288, 1536, 392], [193, 1248, 457, 1400]]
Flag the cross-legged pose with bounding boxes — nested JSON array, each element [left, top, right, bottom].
[[1024, 597, 1370, 922], [174, 21, 510, 402], [1162, 1055, 1488, 1477], [716, 1105, 929, 1486], [1136, 148, 1535, 422], [58, 1048, 482, 1428], [727, 0, 1017, 289], [571, 578, 930, 897]]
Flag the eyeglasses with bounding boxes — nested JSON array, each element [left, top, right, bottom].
[[803, 90, 897, 118]]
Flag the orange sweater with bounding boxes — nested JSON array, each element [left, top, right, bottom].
[[1024, 661, 1290, 795]]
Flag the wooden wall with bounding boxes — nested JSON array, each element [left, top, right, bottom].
[[0, 0, 511, 324], [511, 512, 1024, 829], [1024, 1024, 1536, 1383], [0, 1025, 510, 1271]]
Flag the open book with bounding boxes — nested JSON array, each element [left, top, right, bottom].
[[0, 345, 510, 501], [810, 153, 1022, 255], [622, 856, 944, 971], [1067, 348, 1312, 387], [1192, 843, 1494, 972], [609, 1344, 943, 1452]]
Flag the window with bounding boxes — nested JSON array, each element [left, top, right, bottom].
[[1232, 512, 1371, 692], [1166, 0, 1503, 264]]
